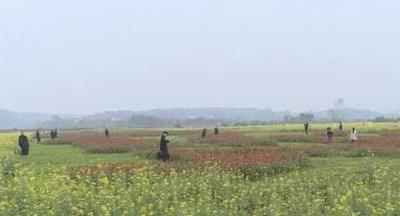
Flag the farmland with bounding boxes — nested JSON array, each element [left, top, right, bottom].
[[1, 122, 400, 215]]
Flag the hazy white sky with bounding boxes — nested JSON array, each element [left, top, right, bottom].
[[1, 0, 399, 114]]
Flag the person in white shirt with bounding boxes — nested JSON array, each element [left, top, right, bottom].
[[349, 127, 358, 144]]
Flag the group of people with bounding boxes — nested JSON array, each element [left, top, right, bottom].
[[18, 129, 60, 156], [17, 124, 359, 159], [304, 122, 358, 144], [157, 127, 220, 162], [50, 129, 58, 140], [201, 127, 219, 138]]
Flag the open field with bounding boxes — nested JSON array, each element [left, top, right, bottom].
[[1, 122, 400, 215]]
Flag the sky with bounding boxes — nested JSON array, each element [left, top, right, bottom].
[[1, 0, 400, 114]]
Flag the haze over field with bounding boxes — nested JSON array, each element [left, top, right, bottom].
[[1, 1, 400, 114]]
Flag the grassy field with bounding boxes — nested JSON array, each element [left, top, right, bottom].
[[1, 122, 400, 215]]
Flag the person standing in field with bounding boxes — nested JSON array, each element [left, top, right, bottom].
[[50, 129, 55, 139], [18, 132, 30, 156], [326, 127, 334, 144], [54, 129, 58, 138], [159, 131, 170, 162], [339, 122, 343, 131], [201, 128, 207, 138], [36, 129, 41, 143], [304, 122, 309, 136], [214, 127, 219, 135], [105, 128, 110, 138], [349, 127, 358, 144]]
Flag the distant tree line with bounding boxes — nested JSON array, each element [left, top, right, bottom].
[[39, 112, 400, 129], [372, 116, 400, 122], [283, 113, 314, 124]]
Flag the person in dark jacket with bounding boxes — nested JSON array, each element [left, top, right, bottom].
[[36, 129, 41, 143], [214, 127, 219, 135], [54, 129, 58, 138], [327, 127, 334, 144], [304, 122, 309, 136], [105, 128, 110, 138], [18, 132, 30, 156], [201, 128, 207, 138], [50, 129, 55, 140], [159, 131, 170, 162], [339, 122, 343, 131]]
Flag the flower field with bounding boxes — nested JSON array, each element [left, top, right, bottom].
[[1, 123, 400, 215]]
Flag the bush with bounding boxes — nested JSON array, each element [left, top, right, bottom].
[[238, 158, 309, 181], [41, 139, 72, 145]]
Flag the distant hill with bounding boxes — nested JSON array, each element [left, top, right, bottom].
[[38, 108, 286, 129], [312, 108, 383, 121], [1, 107, 399, 129], [139, 108, 284, 121], [0, 109, 80, 129], [0, 109, 53, 129]]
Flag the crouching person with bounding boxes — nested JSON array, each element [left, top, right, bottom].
[[158, 131, 170, 162], [326, 127, 334, 144], [18, 132, 30, 156]]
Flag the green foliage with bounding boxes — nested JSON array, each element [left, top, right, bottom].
[[1, 122, 400, 215], [0, 156, 399, 215], [41, 139, 72, 145], [238, 158, 309, 181]]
